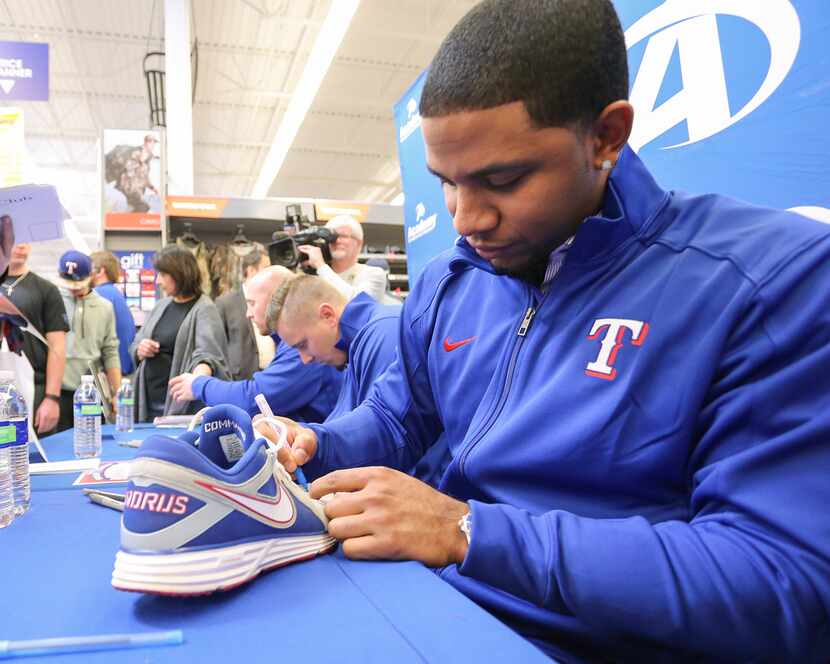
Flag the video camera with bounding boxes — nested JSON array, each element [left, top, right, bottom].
[[267, 204, 338, 274]]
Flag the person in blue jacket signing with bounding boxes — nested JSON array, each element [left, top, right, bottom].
[[265, 274, 400, 422], [168, 266, 342, 423], [277, 0, 830, 661], [266, 275, 448, 486]]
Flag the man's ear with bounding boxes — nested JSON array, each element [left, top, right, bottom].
[[591, 100, 634, 170], [318, 302, 337, 326]]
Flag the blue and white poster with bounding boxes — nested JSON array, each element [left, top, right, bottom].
[[0, 42, 48, 101], [114, 251, 158, 326], [618, 0, 829, 223], [393, 70, 456, 284], [395, 0, 830, 281]]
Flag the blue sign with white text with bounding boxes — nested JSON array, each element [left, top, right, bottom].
[[0, 42, 49, 101], [393, 71, 456, 284], [114, 251, 155, 271], [616, 0, 828, 222], [394, 0, 830, 283]]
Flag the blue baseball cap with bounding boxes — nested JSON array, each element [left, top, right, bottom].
[[58, 250, 93, 287]]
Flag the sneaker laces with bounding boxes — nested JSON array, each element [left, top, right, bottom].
[[187, 406, 211, 432]]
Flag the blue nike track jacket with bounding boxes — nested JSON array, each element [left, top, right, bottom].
[[326, 292, 401, 422], [326, 293, 448, 486], [191, 334, 342, 423], [304, 147, 830, 662]]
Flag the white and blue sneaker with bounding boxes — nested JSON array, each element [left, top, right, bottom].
[[112, 404, 336, 596]]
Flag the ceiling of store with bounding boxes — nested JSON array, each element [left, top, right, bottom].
[[0, 0, 475, 271]]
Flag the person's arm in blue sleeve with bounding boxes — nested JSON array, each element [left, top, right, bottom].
[[114, 296, 135, 374], [304, 296, 444, 479], [192, 339, 326, 418], [456, 242, 830, 659]]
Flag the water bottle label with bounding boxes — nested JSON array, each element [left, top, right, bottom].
[[118, 398, 135, 406], [75, 404, 103, 416], [0, 420, 26, 448]]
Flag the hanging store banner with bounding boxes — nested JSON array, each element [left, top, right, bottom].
[[0, 108, 24, 186], [393, 70, 456, 284], [394, 0, 829, 285], [616, 0, 829, 222], [0, 42, 48, 102], [103, 129, 162, 231]]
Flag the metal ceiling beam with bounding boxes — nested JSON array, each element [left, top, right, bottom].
[[27, 130, 392, 159], [4, 24, 424, 72], [40, 88, 393, 121], [49, 88, 393, 117]]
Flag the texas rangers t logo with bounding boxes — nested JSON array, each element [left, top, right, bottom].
[[585, 318, 649, 381]]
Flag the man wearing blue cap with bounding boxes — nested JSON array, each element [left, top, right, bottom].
[[56, 250, 121, 431]]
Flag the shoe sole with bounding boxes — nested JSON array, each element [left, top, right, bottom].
[[112, 533, 337, 596]]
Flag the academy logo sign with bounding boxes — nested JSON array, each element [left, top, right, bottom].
[[626, 0, 800, 151], [407, 202, 437, 243], [0, 42, 48, 101], [398, 97, 422, 143]]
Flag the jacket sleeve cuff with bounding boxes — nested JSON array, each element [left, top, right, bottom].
[[457, 500, 557, 608], [298, 423, 328, 480], [191, 375, 211, 400]]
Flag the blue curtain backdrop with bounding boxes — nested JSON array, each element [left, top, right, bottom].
[[395, 0, 830, 283]]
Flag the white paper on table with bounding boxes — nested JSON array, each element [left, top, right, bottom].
[[153, 415, 192, 427], [30, 458, 100, 475], [0, 183, 68, 243], [72, 460, 131, 486]]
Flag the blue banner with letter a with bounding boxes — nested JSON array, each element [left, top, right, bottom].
[[393, 71, 456, 284]]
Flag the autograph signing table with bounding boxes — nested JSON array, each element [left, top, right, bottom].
[[0, 425, 550, 663]]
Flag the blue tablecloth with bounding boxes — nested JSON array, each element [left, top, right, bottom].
[[2, 425, 550, 663]]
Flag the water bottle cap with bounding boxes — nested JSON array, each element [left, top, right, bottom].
[[81, 374, 94, 383]]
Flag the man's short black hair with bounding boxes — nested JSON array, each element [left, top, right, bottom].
[[420, 0, 628, 129]]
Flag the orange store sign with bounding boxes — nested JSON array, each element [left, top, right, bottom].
[[314, 201, 369, 223], [166, 196, 228, 218], [104, 212, 161, 231]]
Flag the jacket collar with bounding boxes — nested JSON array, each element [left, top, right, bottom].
[[335, 292, 377, 353], [449, 146, 670, 272]]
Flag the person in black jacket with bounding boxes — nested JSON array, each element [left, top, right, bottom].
[[0, 229, 67, 434], [214, 247, 272, 380]]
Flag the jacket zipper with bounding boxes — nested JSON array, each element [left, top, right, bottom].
[[517, 306, 535, 337], [458, 295, 538, 478]]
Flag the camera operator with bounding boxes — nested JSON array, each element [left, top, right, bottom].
[[298, 215, 387, 303]]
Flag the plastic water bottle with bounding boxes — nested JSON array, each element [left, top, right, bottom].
[[0, 372, 30, 516], [115, 378, 134, 433], [74, 375, 102, 458], [0, 370, 26, 524], [0, 443, 11, 527]]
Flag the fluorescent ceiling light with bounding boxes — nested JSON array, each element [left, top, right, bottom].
[[251, 0, 361, 198], [389, 191, 404, 205]]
